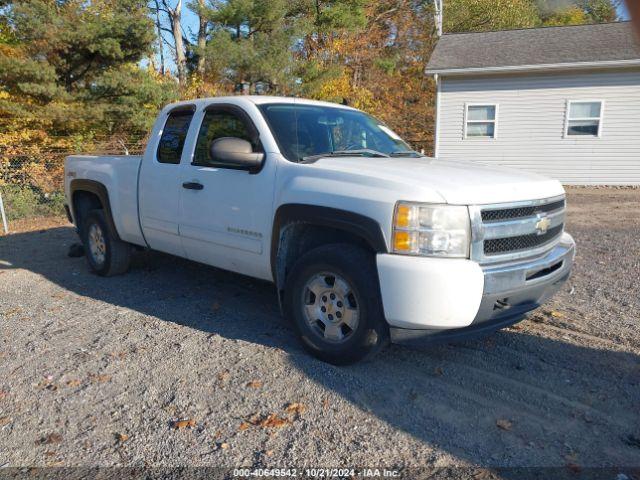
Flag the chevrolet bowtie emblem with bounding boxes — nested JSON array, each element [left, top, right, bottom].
[[535, 215, 551, 235]]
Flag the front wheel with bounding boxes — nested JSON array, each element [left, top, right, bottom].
[[80, 209, 131, 276], [284, 244, 389, 365]]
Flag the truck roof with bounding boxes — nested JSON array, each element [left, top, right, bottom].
[[163, 95, 358, 112]]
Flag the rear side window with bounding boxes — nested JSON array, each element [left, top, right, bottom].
[[157, 110, 194, 164]]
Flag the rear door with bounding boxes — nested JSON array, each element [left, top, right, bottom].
[[139, 105, 195, 257], [178, 103, 276, 280]]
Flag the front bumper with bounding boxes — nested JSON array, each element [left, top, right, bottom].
[[377, 233, 576, 343]]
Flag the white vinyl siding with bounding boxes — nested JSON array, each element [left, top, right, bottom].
[[437, 69, 640, 185]]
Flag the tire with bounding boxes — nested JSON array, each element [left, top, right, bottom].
[[284, 243, 389, 365], [80, 209, 131, 276]]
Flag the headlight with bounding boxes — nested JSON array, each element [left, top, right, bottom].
[[392, 202, 471, 257]]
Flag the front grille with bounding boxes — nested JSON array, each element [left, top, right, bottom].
[[484, 224, 563, 255], [481, 199, 565, 222]]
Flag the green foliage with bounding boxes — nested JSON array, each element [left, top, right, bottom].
[[444, 0, 540, 32], [0, 0, 179, 137], [1, 184, 65, 220]]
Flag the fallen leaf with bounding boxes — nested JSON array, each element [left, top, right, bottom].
[[66, 379, 81, 387], [238, 422, 251, 431], [246, 380, 262, 388], [220, 442, 229, 450], [115, 433, 129, 442], [217, 371, 230, 383], [322, 399, 330, 409], [566, 463, 581, 474], [496, 419, 512, 431], [259, 413, 290, 429], [434, 367, 444, 376], [3, 307, 23, 316], [0, 417, 11, 426], [38, 433, 63, 445], [89, 374, 112, 383], [285, 402, 306, 416], [171, 418, 196, 429], [51, 293, 66, 300], [550, 310, 565, 318], [265, 450, 274, 457]]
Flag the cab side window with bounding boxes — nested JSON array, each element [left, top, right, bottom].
[[193, 109, 258, 168], [157, 109, 194, 164]]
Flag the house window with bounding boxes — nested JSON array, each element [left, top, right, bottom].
[[565, 101, 603, 137], [465, 104, 497, 138]]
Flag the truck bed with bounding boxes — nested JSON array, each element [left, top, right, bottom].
[[64, 155, 146, 246]]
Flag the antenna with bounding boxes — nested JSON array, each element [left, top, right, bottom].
[[434, 0, 443, 37]]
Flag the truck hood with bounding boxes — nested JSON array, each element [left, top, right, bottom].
[[310, 156, 564, 205]]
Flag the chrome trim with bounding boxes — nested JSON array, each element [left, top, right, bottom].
[[482, 209, 565, 240], [482, 234, 575, 295], [470, 194, 566, 265]]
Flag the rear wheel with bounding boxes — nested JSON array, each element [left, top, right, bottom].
[[81, 209, 131, 276], [284, 244, 389, 365]]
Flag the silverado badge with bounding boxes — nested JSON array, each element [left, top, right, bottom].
[[535, 214, 551, 235]]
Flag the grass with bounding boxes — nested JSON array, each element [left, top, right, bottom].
[[0, 184, 66, 221]]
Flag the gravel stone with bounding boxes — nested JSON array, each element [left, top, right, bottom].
[[0, 187, 638, 469]]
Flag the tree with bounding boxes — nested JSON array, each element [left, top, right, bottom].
[[0, 0, 178, 199], [444, 0, 540, 32]]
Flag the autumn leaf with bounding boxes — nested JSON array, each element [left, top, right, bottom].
[[37, 433, 63, 445], [0, 417, 11, 426], [65, 379, 81, 387], [259, 414, 290, 429], [115, 433, 129, 442], [171, 418, 196, 429], [89, 374, 112, 383], [550, 310, 565, 318], [496, 419, 513, 431], [246, 380, 262, 388], [217, 371, 230, 383], [285, 403, 306, 416], [238, 422, 251, 431]]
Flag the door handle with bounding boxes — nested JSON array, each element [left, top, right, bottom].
[[182, 182, 204, 190]]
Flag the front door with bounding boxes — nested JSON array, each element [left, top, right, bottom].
[[139, 106, 195, 257], [178, 105, 276, 280]]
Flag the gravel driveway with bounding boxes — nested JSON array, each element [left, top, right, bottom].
[[0, 188, 639, 475]]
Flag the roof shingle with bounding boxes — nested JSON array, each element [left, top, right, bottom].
[[426, 22, 640, 74]]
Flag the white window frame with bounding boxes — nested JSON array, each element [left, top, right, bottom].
[[564, 100, 604, 138], [464, 103, 499, 139]]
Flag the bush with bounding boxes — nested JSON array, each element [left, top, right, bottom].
[[0, 184, 65, 221]]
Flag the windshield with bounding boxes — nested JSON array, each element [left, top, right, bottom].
[[258, 103, 414, 162]]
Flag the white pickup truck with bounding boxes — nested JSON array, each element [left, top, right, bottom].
[[65, 96, 575, 364]]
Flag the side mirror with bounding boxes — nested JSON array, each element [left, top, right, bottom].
[[209, 137, 264, 171]]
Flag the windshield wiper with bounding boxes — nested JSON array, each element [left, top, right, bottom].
[[301, 149, 390, 163], [389, 150, 425, 157]]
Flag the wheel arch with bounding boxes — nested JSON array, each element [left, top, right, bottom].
[[70, 179, 121, 240], [270, 204, 388, 294]]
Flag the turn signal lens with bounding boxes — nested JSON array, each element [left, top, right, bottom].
[[394, 204, 415, 229], [393, 230, 417, 252]]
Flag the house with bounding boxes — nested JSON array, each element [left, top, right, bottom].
[[426, 22, 640, 185]]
